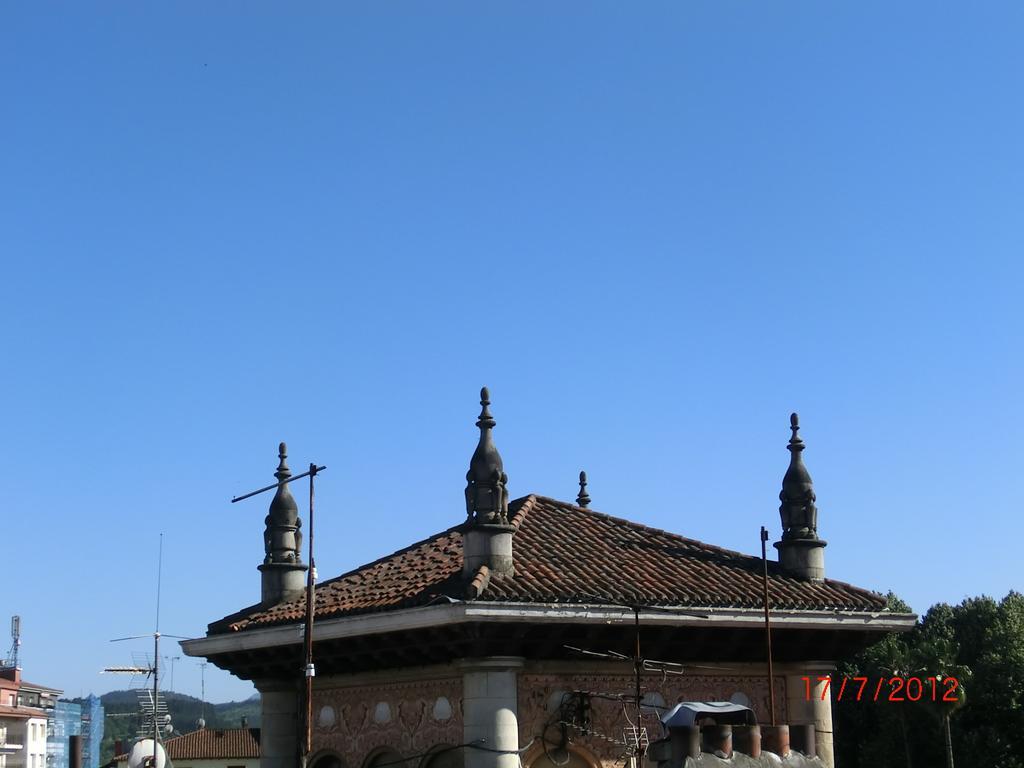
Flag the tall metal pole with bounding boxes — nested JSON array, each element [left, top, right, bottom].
[[231, 457, 326, 768], [633, 606, 644, 765], [302, 464, 319, 762], [154, 534, 162, 768], [199, 662, 207, 726], [153, 632, 160, 767], [760, 526, 777, 727]]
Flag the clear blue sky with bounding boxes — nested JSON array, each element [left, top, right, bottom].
[[2, 3, 1021, 704]]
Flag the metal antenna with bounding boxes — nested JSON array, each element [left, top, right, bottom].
[[103, 534, 187, 768], [197, 662, 208, 728], [233, 456, 326, 767], [164, 656, 181, 693], [563, 596, 713, 764], [153, 534, 162, 765], [155, 534, 163, 633], [2, 616, 21, 669]]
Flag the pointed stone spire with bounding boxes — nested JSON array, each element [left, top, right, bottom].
[[259, 442, 307, 606], [774, 413, 827, 581], [779, 413, 818, 541], [463, 387, 515, 579], [464, 387, 509, 526], [576, 470, 591, 508]]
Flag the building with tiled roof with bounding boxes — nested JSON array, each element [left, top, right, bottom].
[[0, 667, 62, 768], [114, 727, 259, 768], [183, 390, 914, 768]]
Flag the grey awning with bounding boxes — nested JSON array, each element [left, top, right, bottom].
[[660, 701, 756, 728]]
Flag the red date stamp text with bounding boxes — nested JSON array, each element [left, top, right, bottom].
[[802, 675, 960, 702]]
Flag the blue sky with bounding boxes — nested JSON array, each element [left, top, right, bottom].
[[1, 3, 1021, 704]]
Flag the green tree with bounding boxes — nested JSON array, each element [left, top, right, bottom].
[[835, 591, 1024, 768]]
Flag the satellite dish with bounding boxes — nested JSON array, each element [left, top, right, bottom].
[[162, 714, 172, 725], [196, 718, 206, 729], [127, 739, 166, 768], [164, 724, 174, 735]]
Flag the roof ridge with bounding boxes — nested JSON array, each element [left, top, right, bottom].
[[527, 494, 883, 597], [529, 493, 766, 564], [508, 494, 539, 530]]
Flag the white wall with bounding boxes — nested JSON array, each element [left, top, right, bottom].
[[11, 717, 47, 768]]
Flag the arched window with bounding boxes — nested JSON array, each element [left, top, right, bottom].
[[311, 752, 346, 768], [363, 748, 406, 768], [419, 745, 463, 768]]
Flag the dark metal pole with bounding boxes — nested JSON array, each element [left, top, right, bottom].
[[302, 464, 319, 761], [231, 466, 325, 503], [633, 606, 645, 765], [230, 457, 326, 768], [153, 632, 160, 767], [761, 526, 777, 727], [154, 534, 162, 768]]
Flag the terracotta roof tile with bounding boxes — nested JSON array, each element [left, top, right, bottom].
[[116, 728, 260, 761], [213, 495, 887, 633]]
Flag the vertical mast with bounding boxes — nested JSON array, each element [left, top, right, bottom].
[[155, 533, 163, 767], [303, 464, 319, 760], [761, 526, 777, 726]]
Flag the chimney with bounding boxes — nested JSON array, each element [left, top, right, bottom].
[[69, 735, 83, 768], [462, 388, 515, 578], [258, 443, 309, 605], [774, 413, 827, 580]]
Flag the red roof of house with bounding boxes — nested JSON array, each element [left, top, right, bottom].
[[115, 728, 260, 761], [211, 494, 887, 635], [16, 680, 62, 694]]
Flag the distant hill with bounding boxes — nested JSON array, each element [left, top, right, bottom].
[[68, 690, 260, 764]]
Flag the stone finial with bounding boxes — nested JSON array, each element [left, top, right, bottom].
[[464, 387, 509, 526], [264, 442, 302, 564], [259, 441, 308, 606], [779, 413, 819, 541], [576, 470, 591, 508]]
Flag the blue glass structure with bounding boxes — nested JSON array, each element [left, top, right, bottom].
[[47, 701, 82, 768], [46, 697, 103, 768], [80, 696, 104, 768]]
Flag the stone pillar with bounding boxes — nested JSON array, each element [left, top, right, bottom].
[[463, 526, 515, 577], [785, 669, 835, 768], [257, 679, 300, 768], [775, 539, 827, 582], [810, 674, 835, 768], [458, 657, 524, 768]]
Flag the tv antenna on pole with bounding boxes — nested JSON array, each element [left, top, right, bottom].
[[232, 453, 326, 768], [103, 534, 188, 768], [196, 661, 208, 729], [563, 596, 713, 765]]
